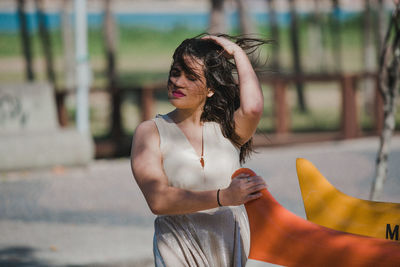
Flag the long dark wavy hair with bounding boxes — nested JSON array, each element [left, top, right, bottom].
[[170, 33, 270, 164]]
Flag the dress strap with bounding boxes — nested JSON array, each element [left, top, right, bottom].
[[152, 114, 176, 153]]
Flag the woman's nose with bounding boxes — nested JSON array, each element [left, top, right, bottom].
[[171, 75, 185, 87]]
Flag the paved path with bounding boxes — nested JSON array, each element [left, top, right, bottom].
[[1, 136, 400, 266]]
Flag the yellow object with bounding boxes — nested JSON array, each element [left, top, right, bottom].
[[296, 158, 400, 242]]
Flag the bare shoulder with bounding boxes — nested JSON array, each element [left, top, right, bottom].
[[133, 120, 159, 143], [135, 120, 158, 136], [131, 120, 160, 157]]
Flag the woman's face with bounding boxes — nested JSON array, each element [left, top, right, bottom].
[[167, 56, 213, 110]]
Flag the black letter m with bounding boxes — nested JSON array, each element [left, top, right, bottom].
[[386, 224, 399, 240]]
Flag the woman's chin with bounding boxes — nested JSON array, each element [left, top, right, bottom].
[[168, 100, 197, 110], [169, 98, 186, 108]]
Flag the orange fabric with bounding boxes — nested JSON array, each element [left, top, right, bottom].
[[232, 168, 400, 267]]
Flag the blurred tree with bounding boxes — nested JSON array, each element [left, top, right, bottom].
[[266, 0, 280, 71], [235, 0, 255, 35], [362, 0, 378, 117], [309, 0, 327, 72], [17, 0, 34, 81], [103, 0, 122, 140], [288, 0, 307, 112], [209, 0, 226, 34], [370, 2, 400, 200], [61, 0, 75, 91], [330, 0, 342, 72], [375, 0, 387, 55], [35, 0, 57, 88]]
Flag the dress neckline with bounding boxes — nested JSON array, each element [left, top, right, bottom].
[[163, 114, 206, 161]]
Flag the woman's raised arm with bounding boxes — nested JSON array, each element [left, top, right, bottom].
[[130, 120, 265, 215], [202, 35, 264, 145]]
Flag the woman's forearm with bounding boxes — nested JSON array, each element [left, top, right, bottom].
[[148, 173, 266, 215], [149, 186, 220, 215]]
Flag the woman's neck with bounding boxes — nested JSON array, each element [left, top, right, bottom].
[[169, 108, 203, 127]]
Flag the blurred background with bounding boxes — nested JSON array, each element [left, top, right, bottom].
[[1, 1, 400, 266], [1, 0, 399, 160]]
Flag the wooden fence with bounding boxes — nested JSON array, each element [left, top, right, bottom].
[[260, 72, 383, 139]]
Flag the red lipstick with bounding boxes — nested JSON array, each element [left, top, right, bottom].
[[172, 90, 185, 98]]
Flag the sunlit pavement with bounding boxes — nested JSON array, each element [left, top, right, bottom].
[[1, 136, 399, 266]]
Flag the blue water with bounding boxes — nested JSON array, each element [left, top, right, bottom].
[[0, 11, 359, 33]]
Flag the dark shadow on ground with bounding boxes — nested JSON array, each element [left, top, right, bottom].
[[67, 258, 153, 267], [0, 246, 51, 267], [0, 247, 153, 267]]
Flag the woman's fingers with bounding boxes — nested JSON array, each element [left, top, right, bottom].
[[243, 176, 265, 184], [248, 184, 267, 194], [236, 176, 266, 188], [234, 173, 250, 179], [236, 174, 260, 181], [245, 176, 267, 194], [201, 35, 227, 44], [201, 35, 239, 56], [245, 192, 263, 203]]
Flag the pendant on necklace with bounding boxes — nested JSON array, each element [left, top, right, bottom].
[[200, 124, 204, 168]]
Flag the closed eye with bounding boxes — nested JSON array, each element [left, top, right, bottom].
[[170, 67, 181, 77], [186, 75, 197, 81]]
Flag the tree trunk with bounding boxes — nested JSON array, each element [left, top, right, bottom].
[[103, 0, 122, 142], [61, 0, 75, 91], [35, 0, 57, 87], [330, 0, 342, 72], [104, 0, 117, 85], [289, 0, 306, 112], [362, 0, 376, 70], [370, 4, 400, 200], [209, 0, 226, 34], [266, 0, 280, 71], [308, 0, 326, 72], [235, 0, 254, 35], [17, 0, 34, 81], [362, 0, 377, 118], [375, 0, 386, 57]]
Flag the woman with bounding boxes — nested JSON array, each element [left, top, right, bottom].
[[131, 34, 268, 266]]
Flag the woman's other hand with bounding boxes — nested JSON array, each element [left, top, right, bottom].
[[201, 35, 241, 57], [220, 173, 267, 206]]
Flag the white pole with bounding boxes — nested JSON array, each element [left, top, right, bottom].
[[74, 0, 91, 134]]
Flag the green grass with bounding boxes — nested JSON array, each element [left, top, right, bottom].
[[0, 32, 22, 57]]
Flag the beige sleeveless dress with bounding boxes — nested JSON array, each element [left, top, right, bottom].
[[152, 114, 250, 267]]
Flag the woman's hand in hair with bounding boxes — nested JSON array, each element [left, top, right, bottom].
[[201, 35, 242, 57], [219, 173, 267, 206]]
